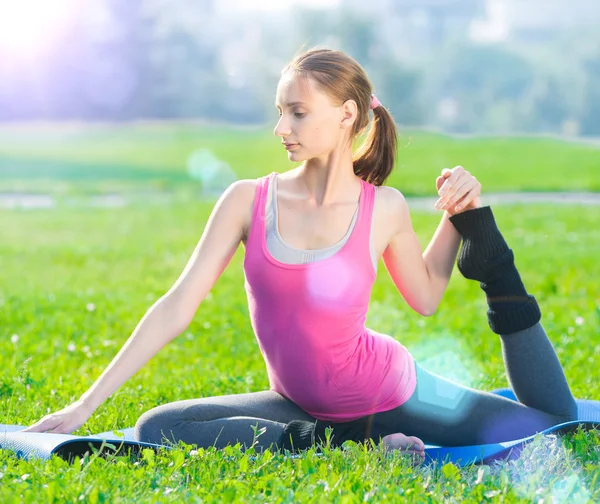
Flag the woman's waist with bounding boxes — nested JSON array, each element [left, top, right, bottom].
[[269, 342, 416, 420], [264, 330, 413, 388], [251, 314, 367, 349]]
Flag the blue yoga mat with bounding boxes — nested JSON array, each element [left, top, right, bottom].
[[422, 388, 600, 466], [0, 425, 163, 462], [2, 389, 598, 465]]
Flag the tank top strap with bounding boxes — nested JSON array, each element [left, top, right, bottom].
[[248, 172, 275, 248], [347, 177, 376, 249]]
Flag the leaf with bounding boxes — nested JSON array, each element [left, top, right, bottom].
[[441, 462, 460, 481], [142, 448, 155, 468]]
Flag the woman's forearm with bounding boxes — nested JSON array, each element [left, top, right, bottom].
[[422, 211, 462, 306], [78, 296, 186, 411]]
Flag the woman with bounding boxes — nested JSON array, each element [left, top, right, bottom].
[[24, 48, 576, 460]]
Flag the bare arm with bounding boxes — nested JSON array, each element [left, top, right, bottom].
[[382, 189, 459, 316], [24, 179, 257, 432], [79, 179, 257, 409], [381, 166, 481, 316], [79, 295, 184, 410]]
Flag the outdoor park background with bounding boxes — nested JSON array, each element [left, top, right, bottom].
[[0, 0, 599, 502]]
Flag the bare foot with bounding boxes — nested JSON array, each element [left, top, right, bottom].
[[381, 433, 425, 464]]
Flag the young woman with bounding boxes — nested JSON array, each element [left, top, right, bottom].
[[24, 48, 577, 459]]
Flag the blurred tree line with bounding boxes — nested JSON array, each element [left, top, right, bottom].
[[1, 0, 599, 136]]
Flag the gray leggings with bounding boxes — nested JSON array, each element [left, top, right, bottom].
[[134, 322, 577, 450]]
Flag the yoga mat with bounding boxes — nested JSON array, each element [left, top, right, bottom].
[[421, 389, 600, 466], [2, 390, 598, 465], [0, 426, 165, 462]]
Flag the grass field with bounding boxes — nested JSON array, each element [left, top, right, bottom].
[[0, 123, 599, 195], [0, 124, 599, 502]]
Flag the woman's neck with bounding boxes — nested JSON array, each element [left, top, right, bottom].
[[295, 149, 360, 206]]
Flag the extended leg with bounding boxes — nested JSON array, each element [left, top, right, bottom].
[[134, 390, 315, 452]]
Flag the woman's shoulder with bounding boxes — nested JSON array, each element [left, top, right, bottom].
[[374, 185, 409, 214], [372, 185, 411, 235], [222, 178, 261, 211], [226, 171, 283, 202], [228, 177, 261, 194], [219, 178, 266, 235], [227, 172, 276, 195]]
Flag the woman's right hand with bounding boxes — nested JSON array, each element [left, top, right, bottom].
[[20, 400, 95, 435]]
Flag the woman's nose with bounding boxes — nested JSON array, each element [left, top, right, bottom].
[[273, 116, 291, 138]]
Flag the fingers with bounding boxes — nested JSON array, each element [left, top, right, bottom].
[[439, 178, 471, 209], [436, 176, 444, 192], [434, 166, 481, 212], [436, 168, 452, 191], [21, 416, 62, 433], [453, 183, 482, 213], [435, 166, 465, 208], [445, 178, 478, 212]]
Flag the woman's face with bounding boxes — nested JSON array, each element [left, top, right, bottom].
[[274, 73, 354, 163]]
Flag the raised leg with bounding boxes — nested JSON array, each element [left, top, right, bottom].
[[371, 356, 575, 447], [371, 207, 577, 446], [309, 207, 578, 448], [448, 206, 576, 417]]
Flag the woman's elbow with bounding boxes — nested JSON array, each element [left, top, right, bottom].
[[403, 290, 439, 316], [417, 305, 437, 317], [411, 299, 438, 317]]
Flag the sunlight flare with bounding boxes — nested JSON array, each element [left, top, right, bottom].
[[0, 0, 76, 54]]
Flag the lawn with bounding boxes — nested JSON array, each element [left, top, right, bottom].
[[0, 124, 599, 502], [0, 123, 599, 195]]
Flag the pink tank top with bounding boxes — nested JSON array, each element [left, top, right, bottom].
[[243, 172, 416, 421]]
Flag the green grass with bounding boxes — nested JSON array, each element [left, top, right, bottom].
[[1, 202, 599, 502], [0, 124, 599, 502], [0, 123, 598, 195]]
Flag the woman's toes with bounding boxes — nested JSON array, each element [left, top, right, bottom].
[[381, 433, 425, 466], [406, 436, 425, 452], [381, 433, 424, 453]]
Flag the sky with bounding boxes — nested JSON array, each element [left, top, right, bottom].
[[0, 0, 341, 57], [0, 0, 76, 55], [226, 0, 340, 11]]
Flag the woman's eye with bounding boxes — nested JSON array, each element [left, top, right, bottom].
[[277, 111, 305, 119]]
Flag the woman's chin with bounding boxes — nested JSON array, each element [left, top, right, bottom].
[[287, 151, 305, 161]]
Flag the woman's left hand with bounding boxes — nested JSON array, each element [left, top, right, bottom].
[[434, 166, 482, 215]]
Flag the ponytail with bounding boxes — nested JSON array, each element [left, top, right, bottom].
[[352, 105, 397, 187]]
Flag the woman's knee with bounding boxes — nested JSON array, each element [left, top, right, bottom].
[[556, 398, 578, 424], [134, 405, 179, 444]]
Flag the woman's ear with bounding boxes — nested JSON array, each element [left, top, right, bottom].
[[340, 99, 358, 130]]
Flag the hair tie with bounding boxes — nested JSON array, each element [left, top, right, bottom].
[[369, 94, 381, 110]]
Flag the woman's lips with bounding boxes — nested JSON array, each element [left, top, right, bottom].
[[285, 144, 298, 150]]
